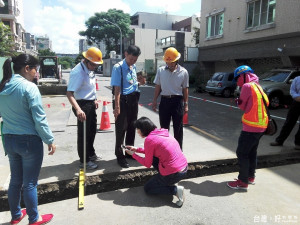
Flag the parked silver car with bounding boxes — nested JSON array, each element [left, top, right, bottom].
[[205, 72, 236, 98], [234, 68, 300, 108]]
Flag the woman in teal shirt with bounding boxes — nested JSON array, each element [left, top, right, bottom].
[[0, 54, 56, 225]]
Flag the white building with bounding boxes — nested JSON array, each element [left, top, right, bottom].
[[124, 12, 200, 73], [0, 0, 26, 52]]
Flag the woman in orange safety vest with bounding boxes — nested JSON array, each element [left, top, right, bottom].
[[227, 65, 269, 190]]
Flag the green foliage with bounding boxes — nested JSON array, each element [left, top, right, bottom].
[[0, 22, 15, 56], [192, 17, 200, 45], [60, 61, 70, 69], [38, 49, 56, 56], [75, 54, 84, 65], [192, 65, 206, 93], [189, 74, 196, 86], [58, 56, 74, 69], [79, 9, 132, 57]]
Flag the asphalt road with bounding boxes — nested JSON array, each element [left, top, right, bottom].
[[138, 81, 298, 154]]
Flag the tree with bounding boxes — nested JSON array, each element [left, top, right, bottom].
[[0, 22, 15, 56], [60, 61, 70, 69], [58, 56, 75, 69], [192, 17, 200, 46], [74, 53, 84, 65], [79, 9, 132, 57], [38, 49, 56, 56]]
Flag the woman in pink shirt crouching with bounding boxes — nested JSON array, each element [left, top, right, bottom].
[[125, 117, 188, 206]]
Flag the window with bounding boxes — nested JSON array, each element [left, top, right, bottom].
[[212, 73, 224, 81], [142, 23, 145, 29], [206, 12, 224, 38], [247, 0, 276, 28], [227, 73, 234, 81]]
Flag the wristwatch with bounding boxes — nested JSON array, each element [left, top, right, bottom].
[[184, 102, 188, 105]]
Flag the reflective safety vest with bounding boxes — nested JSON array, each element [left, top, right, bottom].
[[242, 83, 269, 128]]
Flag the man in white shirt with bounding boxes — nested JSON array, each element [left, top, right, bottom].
[[152, 47, 189, 150], [67, 47, 103, 170]]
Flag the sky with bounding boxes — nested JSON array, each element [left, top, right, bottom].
[[23, 0, 202, 54]]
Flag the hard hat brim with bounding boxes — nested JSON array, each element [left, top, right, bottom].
[[163, 53, 181, 63], [82, 51, 103, 64]]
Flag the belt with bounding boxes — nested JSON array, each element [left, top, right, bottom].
[[161, 95, 182, 98], [121, 92, 138, 97], [76, 99, 95, 103]]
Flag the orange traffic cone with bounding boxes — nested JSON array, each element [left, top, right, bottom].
[[183, 112, 189, 127], [99, 101, 112, 131], [96, 79, 99, 91]]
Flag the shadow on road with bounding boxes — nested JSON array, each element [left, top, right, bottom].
[[97, 186, 179, 208]]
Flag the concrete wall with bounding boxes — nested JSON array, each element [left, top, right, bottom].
[[134, 29, 194, 71], [132, 12, 188, 30], [134, 28, 156, 64], [200, 0, 300, 46], [197, 0, 300, 85], [103, 58, 121, 77]]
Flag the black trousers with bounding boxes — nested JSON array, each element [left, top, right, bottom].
[[114, 92, 139, 158], [73, 100, 97, 163], [276, 100, 300, 145], [236, 131, 264, 183], [159, 96, 183, 149]]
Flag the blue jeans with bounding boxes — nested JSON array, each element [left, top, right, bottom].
[[144, 157, 187, 195], [4, 134, 44, 224], [236, 131, 263, 183]]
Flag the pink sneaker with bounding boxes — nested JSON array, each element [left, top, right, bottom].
[[10, 209, 27, 224], [248, 177, 255, 184], [227, 179, 248, 190], [29, 214, 53, 225]]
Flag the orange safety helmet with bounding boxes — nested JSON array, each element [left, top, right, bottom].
[[82, 47, 103, 64], [163, 47, 181, 63]]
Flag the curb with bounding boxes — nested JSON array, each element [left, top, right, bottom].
[[0, 152, 299, 212]]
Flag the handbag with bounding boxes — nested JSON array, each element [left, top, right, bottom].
[[265, 117, 277, 136], [255, 84, 277, 136]]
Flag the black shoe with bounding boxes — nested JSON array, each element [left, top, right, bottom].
[[117, 158, 129, 168], [270, 141, 283, 146], [125, 153, 133, 159]]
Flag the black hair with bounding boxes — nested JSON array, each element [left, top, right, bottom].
[[126, 45, 141, 57], [134, 117, 157, 137], [0, 54, 39, 91]]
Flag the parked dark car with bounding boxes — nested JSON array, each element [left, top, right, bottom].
[[234, 68, 300, 108], [205, 72, 236, 98]]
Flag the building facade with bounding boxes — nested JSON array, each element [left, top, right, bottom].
[[79, 38, 106, 55], [35, 35, 52, 51], [0, 0, 26, 53], [130, 12, 188, 30], [124, 12, 200, 74], [24, 32, 38, 56], [199, 0, 300, 83]]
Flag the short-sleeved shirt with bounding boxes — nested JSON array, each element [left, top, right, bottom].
[[110, 59, 138, 95], [154, 65, 189, 96], [290, 76, 300, 99], [67, 62, 96, 100]]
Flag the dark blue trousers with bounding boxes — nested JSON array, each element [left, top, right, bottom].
[[236, 131, 264, 183]]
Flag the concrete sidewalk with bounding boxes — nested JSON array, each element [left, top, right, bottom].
[[0, 164, 299, 225]]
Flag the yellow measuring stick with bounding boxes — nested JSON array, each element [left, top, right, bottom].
[[78, 168, 85, 210], [78, 120, 86, 210]]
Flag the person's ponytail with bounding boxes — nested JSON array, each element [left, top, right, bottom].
[[0, 58, 13, 92]]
